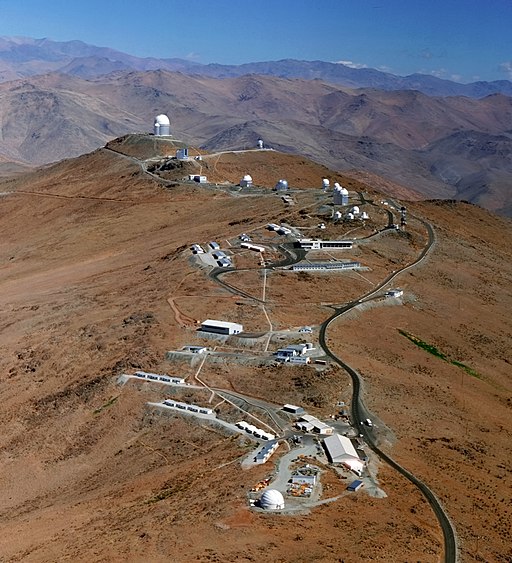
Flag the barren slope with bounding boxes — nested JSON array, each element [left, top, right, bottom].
[[0, 141, 510, 561]]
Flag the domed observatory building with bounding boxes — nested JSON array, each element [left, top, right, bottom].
[[274, 179, 288, 192], [240, 174, 253, 188], [333, 183, 349, 205], [154, 114, 171, 136], [259, 489, 285, 510]]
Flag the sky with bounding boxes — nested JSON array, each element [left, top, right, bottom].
[[0, 0, 510, 83]]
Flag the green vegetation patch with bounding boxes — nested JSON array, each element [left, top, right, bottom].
[[398, 329, 481, 379], [93, 395, 119, 415]]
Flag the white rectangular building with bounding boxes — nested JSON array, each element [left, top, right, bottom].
[[324, 434, 365, 475], [297, 414, 333, 435], [282, 404, 305, 415], [200, 319, 243, 335], [188, 174, 207, 183], [255, 441, 279, 464], [241, 242, 265, 252], [297, 239, 353, 250]]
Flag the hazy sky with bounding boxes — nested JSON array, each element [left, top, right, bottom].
[[0, 0, 510, 82]]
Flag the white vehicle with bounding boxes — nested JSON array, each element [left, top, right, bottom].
[[364, 418, 373, 427]]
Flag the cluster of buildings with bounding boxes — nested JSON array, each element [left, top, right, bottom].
[[275, 343, 314, 364], [295, 414, 334, 435], [150, 117, 374, 512]]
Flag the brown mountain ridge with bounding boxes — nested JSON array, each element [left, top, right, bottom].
[[1, 70, 511, 215]]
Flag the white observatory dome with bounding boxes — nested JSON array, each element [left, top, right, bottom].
[[154, 114, 171, 136], [243, 174, 253, 182], [155, 114, 170, 126], [260, 489, 285, 510], [340, 186, 349, 195], [351, 206, 360, 214]]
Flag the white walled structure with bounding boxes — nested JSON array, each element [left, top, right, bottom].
[[200, 319, 243, 335], [297, 239, 353, 250]]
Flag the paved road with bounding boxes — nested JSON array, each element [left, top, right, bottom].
[[208, 243, 306, 303], [318, 216, 457, 563], [214, 388, 289, 432], [199, 185, 456, 560]]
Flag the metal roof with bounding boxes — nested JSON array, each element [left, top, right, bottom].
[[324, 433, 359, 462]]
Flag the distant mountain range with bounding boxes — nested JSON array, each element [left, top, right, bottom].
[[0, 37, 511, 216], [1, 36, 512, 98]]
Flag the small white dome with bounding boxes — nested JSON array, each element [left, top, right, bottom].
[[243, 174, 253, 182], [155, 114, 170, 125], [260, 489, 285, 510], [351, 206, 360, 214]]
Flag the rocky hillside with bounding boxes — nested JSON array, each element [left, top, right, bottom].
[[1, 71, 512, 215]]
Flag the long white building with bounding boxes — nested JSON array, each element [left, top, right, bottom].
[[297, 239, 353, 250], [200, 319, 243, 335]]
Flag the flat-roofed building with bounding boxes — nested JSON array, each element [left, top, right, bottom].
[[296, 239, 353, 250], [200, 319, 243, 335], [255, 441, 279, 464], [282, 404, 305, 415], [297, 414, 333, 435]]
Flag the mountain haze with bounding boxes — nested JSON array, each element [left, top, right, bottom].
[[0, 36, 511, 97]]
